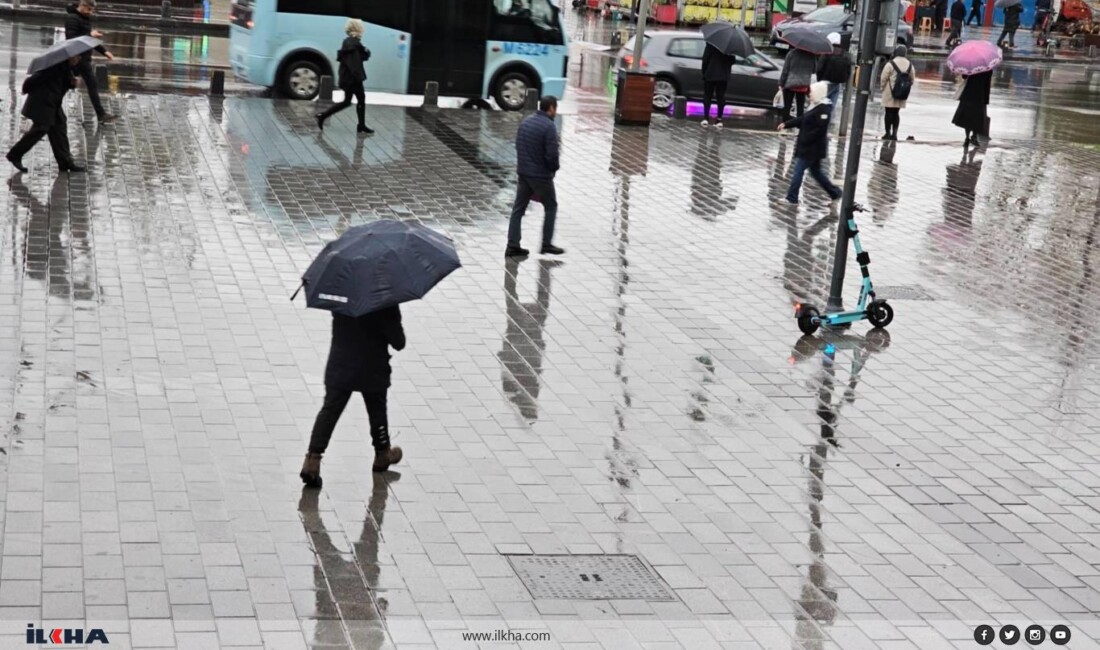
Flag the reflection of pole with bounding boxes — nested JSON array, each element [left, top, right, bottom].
[[826, 0, 884, 313], [739, 0, 748, 26], [630, 0, 651, 71]]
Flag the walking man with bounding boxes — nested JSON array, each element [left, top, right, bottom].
[[7, 57, 85, 173], [947, 0, 967, 45], [65, 0, 116, 123], [966, 0, 983, 24], [505, 96, 564, 258], [816, 33, 851, 113], [997, 2, 1023, 47]]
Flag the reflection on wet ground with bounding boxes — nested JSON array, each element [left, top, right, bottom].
[[4, 37, 1100, 649]]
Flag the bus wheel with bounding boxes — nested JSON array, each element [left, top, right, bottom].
[[462, 98, 493, 110], [281, 60, 322, 100], [493, 70, 535, 111]]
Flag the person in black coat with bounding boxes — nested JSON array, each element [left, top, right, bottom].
[[316, 19, 373, 134], [300, 305, 406, 488], [777, 82, 842, 205], [6, 57, 84, 173], [65, 0, 116, 123], [946, 0, 967, 45], [933, 0, 949, 32], [966, 0, 983, 25], [816, 33, 851, 113], [997, 3, 1023, 47], [700, 43, 735, 128], [952, 70, 992, 146]]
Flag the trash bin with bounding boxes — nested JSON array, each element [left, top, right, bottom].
[[614, 68, 655, 126]]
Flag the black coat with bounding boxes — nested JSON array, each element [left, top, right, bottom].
[[950, 0, 967, 21], [783, 102, 832, 162], [817, 47, 851, 84], [21, 63, 75, 128], [952, 70, 991, 133], [323, 306, 405, 392], [336, 36, 369, 90], [1004, 4, 1023, 27], [701, 44, 735, 83], [64, 5, 108, 60]]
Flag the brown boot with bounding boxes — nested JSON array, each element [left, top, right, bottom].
[[300, 453, 323, 488], [372, 446, 402, 472]]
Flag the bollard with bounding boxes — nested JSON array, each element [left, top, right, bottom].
[[318, 75, 333, 102], [1047, 42, 1056, 56], [210, 70, 224, 96], [524, 88, 539, 110], [160, 0, 171, 18], [95, 64, 108, 88], [611, 31, 622, 48], [672, 95, 687, 119], [423, 80, 439, 107], [1090, 45, 1096, 58]]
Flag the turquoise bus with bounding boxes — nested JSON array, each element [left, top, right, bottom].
[[228, 0, 569, 110]]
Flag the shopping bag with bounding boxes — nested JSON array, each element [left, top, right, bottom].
[[772, 89, 784, 109]]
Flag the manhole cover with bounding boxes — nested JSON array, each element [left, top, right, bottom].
[[874, 284, 936, 300], [507, 554, 676, 601]]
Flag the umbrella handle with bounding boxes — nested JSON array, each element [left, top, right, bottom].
[[290, 281, 304, 302]]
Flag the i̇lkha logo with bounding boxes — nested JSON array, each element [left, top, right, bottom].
[[26, 625, 109, 644]]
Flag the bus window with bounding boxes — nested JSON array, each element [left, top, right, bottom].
[[347, 0, 412, 33], [490, 0, 563, 44]]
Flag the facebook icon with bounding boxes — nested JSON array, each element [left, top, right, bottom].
[[974, 625, 995, 646]]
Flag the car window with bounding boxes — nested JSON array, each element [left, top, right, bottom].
[[802, 4, 847, 22], [667, 38, 706, 59], [742, 51, 775, 69]]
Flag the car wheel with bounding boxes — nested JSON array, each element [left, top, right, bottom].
[[652, 77, 678, 112], [281, 60, 322, 100], [494, 70, 535, 112]]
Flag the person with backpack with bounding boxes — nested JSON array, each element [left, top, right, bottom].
[[817, 33, 852, 113], [878, 45, 912, 141], [997, 3, 1023, 47], [947, 0, 967, 45], [776, 82, 842, 205]]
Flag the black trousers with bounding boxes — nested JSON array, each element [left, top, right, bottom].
[[966, 5, 982, 24], [783, 89, 807, 120], [997, 25, 1018, 45], [320, 85, 366, 127], [884, 107, 900, 136], [702, 80, 727, 121], [8, 111, 74, 168], [308, 386, 390, 454], [75, 58, 106, 118]]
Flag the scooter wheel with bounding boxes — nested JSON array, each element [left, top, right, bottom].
[[797, 306, 821, 336], [867, 300, 894, 329]]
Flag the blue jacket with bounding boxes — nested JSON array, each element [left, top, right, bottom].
[[515, 111, 559, 179]]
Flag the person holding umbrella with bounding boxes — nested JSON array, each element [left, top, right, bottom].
[[65, 0, 116, 123], [996, 0, 1024, 47], [947, 40, 1001, 146], [698, 22, 752, 128], [778, 30, 831, 120], [295, 220, 462, 488], [6, 39, 99, 173]]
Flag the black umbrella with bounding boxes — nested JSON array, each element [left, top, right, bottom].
[[27, 36, 102, 75], [995, 0, 1021, 7], [700, 21, 755, 58], [780, 29, 833, 55], [294, 220, 461, 317]]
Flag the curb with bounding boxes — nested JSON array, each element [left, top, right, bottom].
[[0, 6, 229, 36]]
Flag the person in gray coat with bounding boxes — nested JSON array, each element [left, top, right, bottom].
[[779, 48, 817, 119]]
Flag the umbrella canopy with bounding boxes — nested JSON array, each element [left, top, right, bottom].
[[27, 36, 102, 75], [298, 220, 461, 317], [700, 21, 755, 57], [946, 40, 1003, 75], [995, 0, 1022, 8], [779, 29, 833, 55]]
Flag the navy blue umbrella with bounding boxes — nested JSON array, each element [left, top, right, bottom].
[[294, 220, 461, 317]]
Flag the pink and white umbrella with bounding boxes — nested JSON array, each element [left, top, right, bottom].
[[946, 40, 1003, 75]]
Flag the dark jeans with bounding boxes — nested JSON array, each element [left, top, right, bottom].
[[508, 175, 557, 248], [7, 111, 74, 168], [702, 80, 727, 121], [787, 157, 841, 203], [783, 89, 807, 120], [826, 83, 841, 115], [997, 25, 1018, 46], [946, 21, 962, 45], [966, 6, 981, 24], [884, 107, 900, 137], [75, 58, 106, 119], [320, 85, 366, 127], [309, 386, 390, 453]]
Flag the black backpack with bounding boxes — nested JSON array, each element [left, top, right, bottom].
[[890, 60, 913, 101]]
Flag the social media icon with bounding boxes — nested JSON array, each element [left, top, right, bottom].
[[1025, 625, 1045, 645], [1000, 625, 1020, 645], [1050, 624, 1071, 646], [974, 625, 995, 646]]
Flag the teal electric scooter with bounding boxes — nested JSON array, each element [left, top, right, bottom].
[[795, 204, 894, 335]]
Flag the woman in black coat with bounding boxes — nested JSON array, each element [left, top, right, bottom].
[[301, 305, 405, 487], [6, 57, 83, 173], [700, 43, 735, 128], [952, 70, 991, 147], [316, 19, 373, 134]]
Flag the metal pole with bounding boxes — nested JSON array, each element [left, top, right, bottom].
[[739, 0, 747, 26], [825, 0, 883, 314], [630, 0, 651, 71], [838, 75, 853, 137]]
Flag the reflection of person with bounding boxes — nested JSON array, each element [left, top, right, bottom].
[[952, 70, 991, 147], [942, 147, 982, 227], [878, 45, 911, 141], [868, 142, 898, 224], [997, 3, 1023, 47], [690, 137, 737, 220], [316, 19, 373, 134], [7, 58, 85, 173], [700, 43, 735, 128], [966, 0, 983, 25], [816, 33, 851, 112], [777, 82, 842, 205], [506, 96, 563, 258], [498, 258, 558, 420], [779, 48, 816, 119], [301, 307, 406, 487], [65, 0, 116, 123]]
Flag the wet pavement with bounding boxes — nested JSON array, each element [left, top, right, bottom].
[[4, 22, 1100, 650]]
